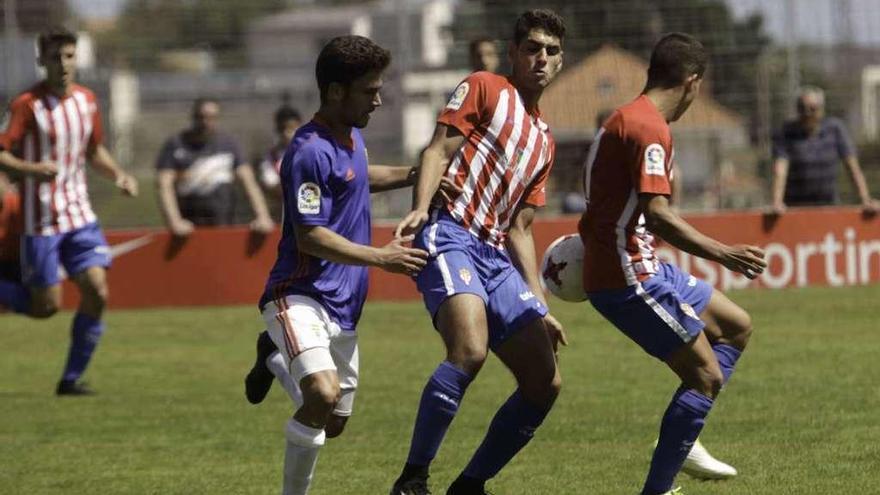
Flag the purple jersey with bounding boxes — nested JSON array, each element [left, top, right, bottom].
[[259, 120, 371, 331]]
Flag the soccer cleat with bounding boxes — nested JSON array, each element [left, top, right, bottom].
[[390, 475, 432, 495], [681, 439, 738, 479], [244, 331, 277, 404], [446, 476, 490, 495], [660, 488, 684, 495], [56, 380, 95, 396]]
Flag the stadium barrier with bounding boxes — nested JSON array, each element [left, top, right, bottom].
[[60, 206, 879, 309]]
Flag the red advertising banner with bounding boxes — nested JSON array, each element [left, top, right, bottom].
[[58, 207, 878, 309]]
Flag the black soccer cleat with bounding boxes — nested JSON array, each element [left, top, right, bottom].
[[245, 331, 277, 404], [56, 380, 96, 396], [390, 474, 432, 495], [446, 475, 490, 495]]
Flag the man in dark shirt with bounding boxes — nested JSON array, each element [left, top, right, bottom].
[[156, 97, 274, 236], [771, 86, 877, 214]]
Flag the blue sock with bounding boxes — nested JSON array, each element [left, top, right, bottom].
[[405, 361, 473, 467], [61, 313, 105, 382], [713, 343, 742, 384], [642, 388, 714, 495], [462, 389, 550, 481], [0, 280, 30, 314]]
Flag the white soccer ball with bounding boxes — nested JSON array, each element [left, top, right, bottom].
[[540, 234, 588, 302]]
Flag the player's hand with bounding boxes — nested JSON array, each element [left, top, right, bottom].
[[720, 244, 766, 279], [26, 161, 58, 179], [395, 209, 430, 239], [115, 172, 139, 197], [431, 176, 463, 206], [861, 198, 879, 217], [543, 313, 568, 354], [250, 216, 275, 234], [376, 235, 428, 276], [170, 218, 195, 237], [770, 201, 786, 216]]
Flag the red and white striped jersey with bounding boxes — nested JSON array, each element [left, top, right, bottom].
[[438, 71, 555, 248], [578, 95, 675, 291], [0, 82, 103, 236]]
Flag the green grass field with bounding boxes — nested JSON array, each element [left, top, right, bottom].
[[2, 286, 879, 494]]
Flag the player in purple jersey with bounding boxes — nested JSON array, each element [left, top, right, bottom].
[[243, 36, 429, 495]]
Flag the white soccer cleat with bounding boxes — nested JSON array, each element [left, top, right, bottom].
[[681, 439, 738, 479]]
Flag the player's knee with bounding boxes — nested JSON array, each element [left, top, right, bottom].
[[303, 381, 341, 414], [447, 345, 487, 375], [520, 365, 561, 407], [83, 282, 109, 308], [324, 415, 349, 439], [30, 302, 58, 319]]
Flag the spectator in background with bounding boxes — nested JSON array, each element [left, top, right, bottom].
[[258, 105, 302, 220], [156, 97, 275, 237], [771, 86, 878, 215], [469, 38, 500, 73]]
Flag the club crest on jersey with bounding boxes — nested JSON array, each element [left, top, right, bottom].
[[644, 144, 666, 176], [446, 82, 470, 110], [459, 268, 472, 285], [297, 182, 321, 214]]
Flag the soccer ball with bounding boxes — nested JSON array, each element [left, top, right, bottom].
[[540, 234, 587, 302]]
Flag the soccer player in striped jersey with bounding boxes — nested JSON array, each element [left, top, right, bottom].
[[578, 33, 766, 495], [392, 9, 567, 495], [0, 27, 139, 395]]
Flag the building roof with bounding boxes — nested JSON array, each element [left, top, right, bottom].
[[541, 44, 744, 133]]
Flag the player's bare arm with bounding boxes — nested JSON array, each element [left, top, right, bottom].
[[294, 223, 427, 275], [0, 150, 57, 179], [640, 192, 766, 278], [505, 204, 568, 350], [87, 144, 138, 196], [770, 157, 789, 214], [394, 123, 465, 238], [156, 169, 194, 237], [234, 163, 274, 233]]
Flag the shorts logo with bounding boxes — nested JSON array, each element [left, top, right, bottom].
[[459, 268, 472, 285], [446, 82, 470, 110], [687, 276, 697, 287], [297, 182, 321, 214], [644, 144, 666, 176], [680, 302, 699, 320], [345, 167, 356, 182], [519, 291, 535, 301]]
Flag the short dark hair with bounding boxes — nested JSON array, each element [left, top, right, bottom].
[[191, 97, 219, 115], [274, 105, 302, 129], [646, 33, 708, 89], [513, 9, 565, 46], [38, 26, 77, 56], [315, 36, 391, 103]]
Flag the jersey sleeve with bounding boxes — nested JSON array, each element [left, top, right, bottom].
[[89, 98, 104, 148], [523, 139, 555, 207], [629, 127, 672, 196], [155, 138, 177, 170], [0, 97, 34, 153], [831, 119, 856, 159], [437, 72, 492, 137], [228, 136, 245, 168], [285, 146, 333, 226]]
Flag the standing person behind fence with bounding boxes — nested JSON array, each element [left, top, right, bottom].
[[258, 105, 302, 220], [0, 27, 139, 395], [0, 173, 22, 290], [770, 86, 878, 215], [155, 98, 275, 236], [469, 38, 500, 74]]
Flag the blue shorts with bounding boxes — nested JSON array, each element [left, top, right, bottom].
[[588, 262, 713, 361], [21, 222, 111, 287], [414, 210, 547, 351]]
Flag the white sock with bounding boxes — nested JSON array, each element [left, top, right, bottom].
[[282, 418, 325, 495], [266, 351, 303, 406]]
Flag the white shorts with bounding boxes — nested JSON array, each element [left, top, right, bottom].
[[262, 294, 359, 416]]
